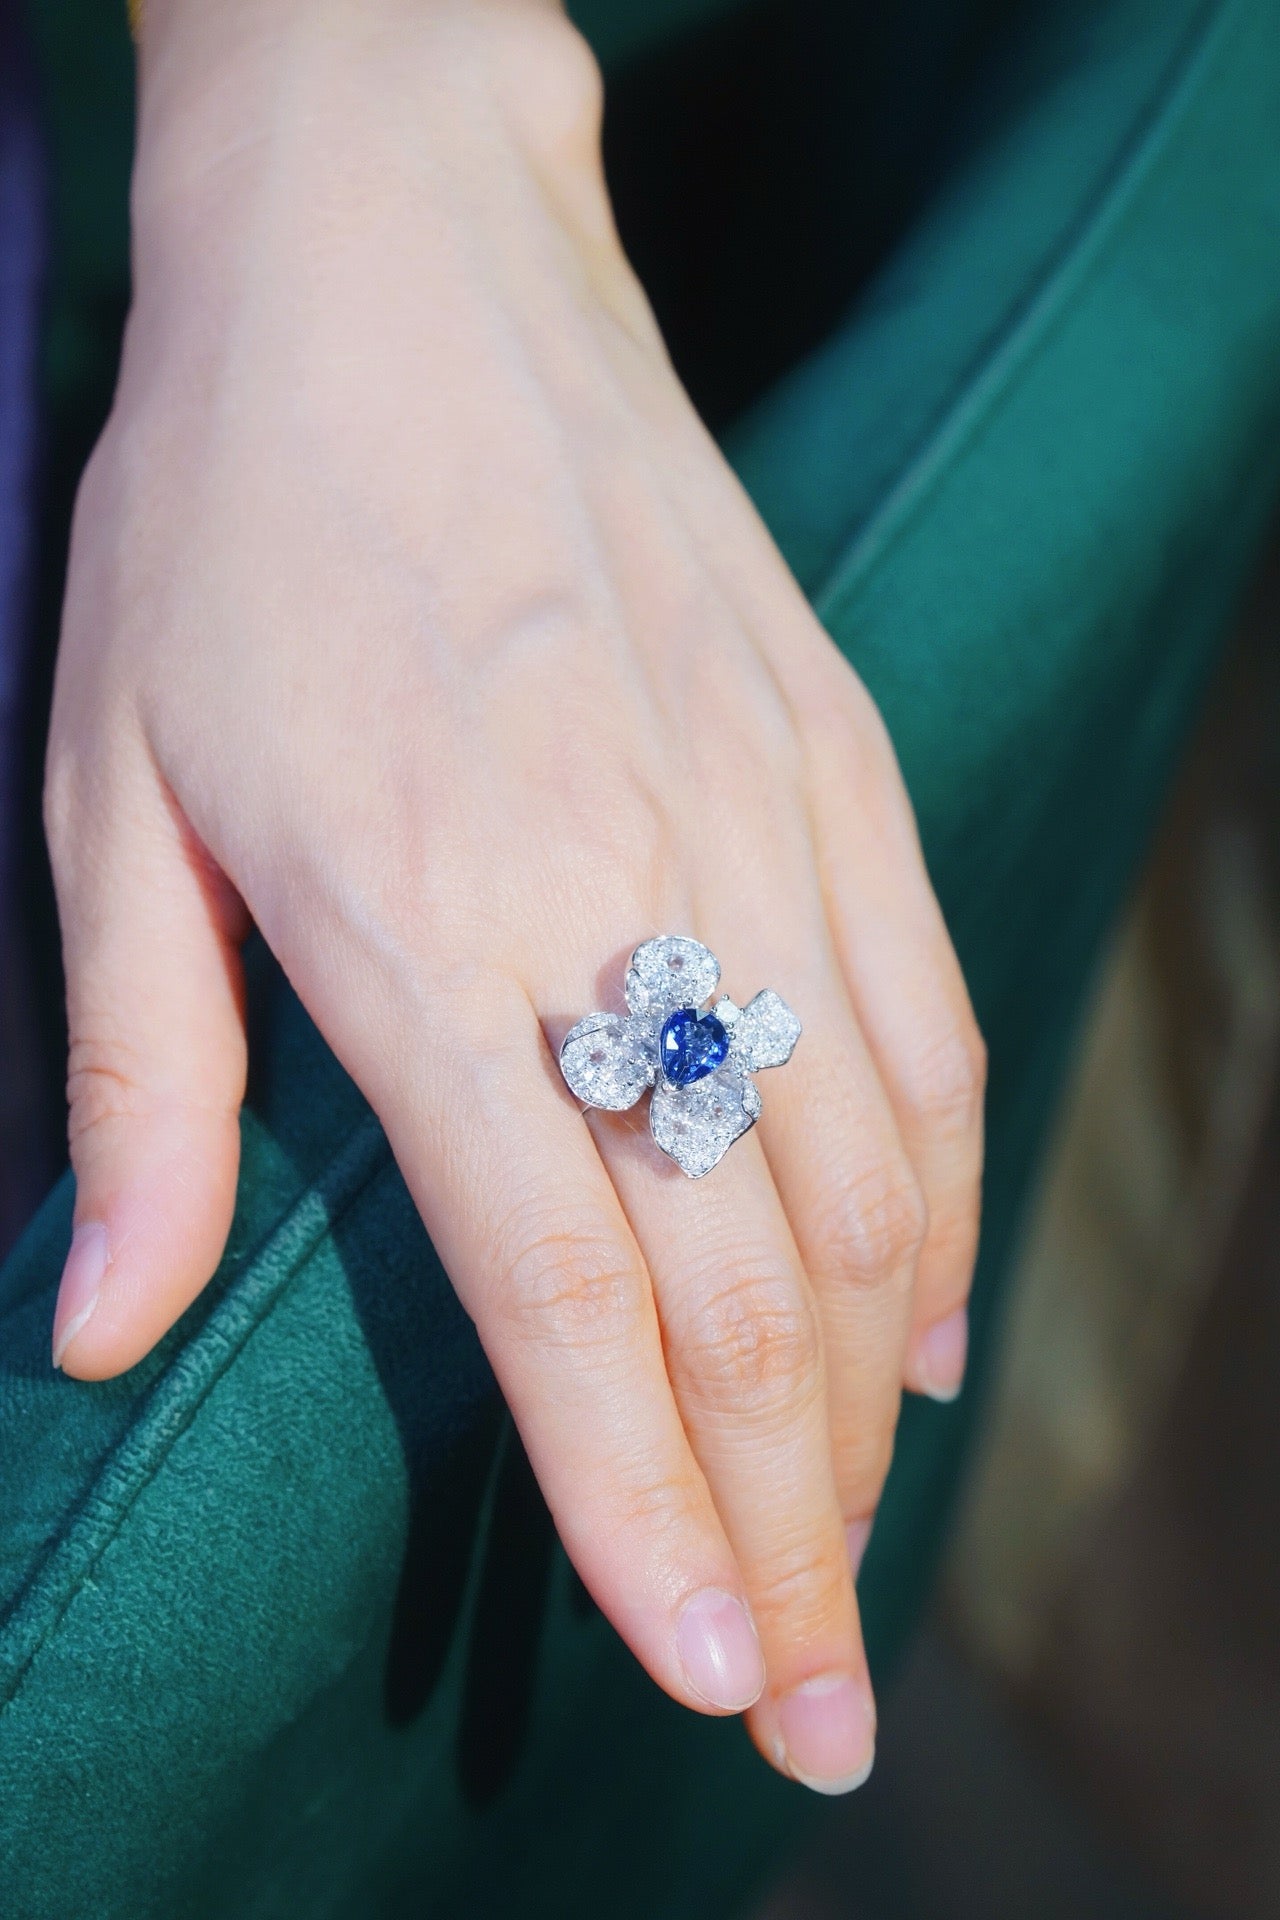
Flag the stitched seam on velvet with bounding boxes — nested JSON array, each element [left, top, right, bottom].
[[810, 0, 1241, 628], [0, 1114, 393, 1710]]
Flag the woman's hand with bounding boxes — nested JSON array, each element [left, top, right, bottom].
[[45, 0, 984, 1790]]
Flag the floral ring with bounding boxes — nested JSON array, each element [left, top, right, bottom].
[[558, 936, 802, 1177]]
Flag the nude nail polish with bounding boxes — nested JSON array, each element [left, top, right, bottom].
[[52, 1223, 109, 1369], [777, 1671, 876, 1793], [676, 1588, 766, 1712], [910, 1306, 968, 1402], [846, 1516, 873, 1581]]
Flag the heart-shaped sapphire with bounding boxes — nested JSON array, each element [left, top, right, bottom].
[[659, 1007, 730, 1087]]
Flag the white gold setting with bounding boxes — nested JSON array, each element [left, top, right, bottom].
[[558, 936, 801, 1177]]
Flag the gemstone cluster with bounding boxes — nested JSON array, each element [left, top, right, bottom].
[[558, 935, 802, 1177]]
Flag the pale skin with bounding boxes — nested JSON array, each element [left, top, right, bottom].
[[45, 0, 985, 1792]]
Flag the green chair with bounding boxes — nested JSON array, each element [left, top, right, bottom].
[[3, 0, 1278, 1913]]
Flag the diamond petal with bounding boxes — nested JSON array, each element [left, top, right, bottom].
[[723, 988, 801, 1072], [650, 1063, 758, 1177], [626, 936, 720, 1025], [560, 1013, 654, 1111]]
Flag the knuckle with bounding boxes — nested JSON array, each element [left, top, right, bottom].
[[805, 672, 905, 804], [903, 1018, 987, 1136], [821, 1155, 928, 1289], [506, 8, 606, 160], [835, 1419, 898, 1507], [496, 1211, 647, 1355], [551, 746, 681, 891], [917, 1190, 974, 1313], [673, 1266, 821, 1417], [65, 1028, 243, 1153], [920, 1187, 982, 1283], [65, 1032, 148, 1146], [749, 1543, 848, 1642], [607, 1467, 705, 1553], [551, 16, 606, 151]]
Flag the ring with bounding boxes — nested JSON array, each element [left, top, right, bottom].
[[558, 935, 802, 1177]]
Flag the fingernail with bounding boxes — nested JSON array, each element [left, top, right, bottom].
[[777, 1672, 876, 1794], [909, 1306, 968, 1402], [52, 1222, 109, 1369], [676, 1588, 765, 1711], [846, 1516, 873, 1581]]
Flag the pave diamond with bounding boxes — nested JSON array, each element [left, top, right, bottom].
[[723, 989, 802, 1073], [626, 936, 720, 1024], [559, 1013, 655, 1110], [650, 1064, 759, 1177]]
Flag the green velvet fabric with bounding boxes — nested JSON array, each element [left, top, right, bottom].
[[3, 0, 1280, 1913]]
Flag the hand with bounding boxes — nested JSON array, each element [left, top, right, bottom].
[[45, 0, 983, 1791]]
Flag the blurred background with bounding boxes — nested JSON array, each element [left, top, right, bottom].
[[752, 532, 1280, 1917]]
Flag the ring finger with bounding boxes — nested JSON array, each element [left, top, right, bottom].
[[754, 964, 925, 1560]]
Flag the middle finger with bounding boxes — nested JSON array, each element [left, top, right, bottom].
[[593, 1083, 876, 1794]]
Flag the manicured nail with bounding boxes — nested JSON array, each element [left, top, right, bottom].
[[846, 1516, 873, 1581], [676, 1588, 765, 1711], [52, 1222, 109, 1369], [909, 1306, 968, 1402], [777, 1672, 876, 1794]]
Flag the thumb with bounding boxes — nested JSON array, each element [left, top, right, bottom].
[[45, 747, 249, 1379]]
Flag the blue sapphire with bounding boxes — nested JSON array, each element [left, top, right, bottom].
[[659, 1007, 729, 1087]]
